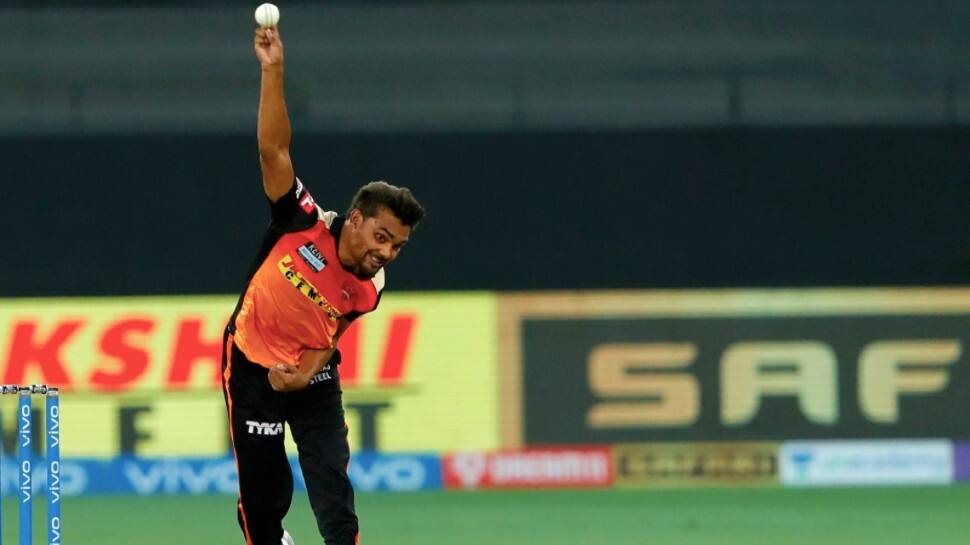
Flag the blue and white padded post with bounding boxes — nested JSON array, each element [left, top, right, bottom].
[[17, 387, 32, 545], [47, 388, 61, 545]]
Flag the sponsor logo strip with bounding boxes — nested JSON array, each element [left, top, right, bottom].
[[245, 421, 284, 436], [278, 255, 342, 319], [298, 243, 327, 272], [613, 442, 779, 488], [780, 440, 953, 487], [349, 452, 442, 492], [0, 454, 442, 496], [442, 447, 613, 490]]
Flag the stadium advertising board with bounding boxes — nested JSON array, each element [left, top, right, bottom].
[[780, 440, 952, 487], [0, 453, 442, 495], [0, 294, 499, 457], [441, 447, 613, 490], [0, 457, 239, 496], [613, 442, 778, 488], [497, 289, 970, 447], [349, 452, 442, 492], [953, 442, 970, 482]]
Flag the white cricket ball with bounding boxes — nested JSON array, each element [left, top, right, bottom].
[[255, 3, 280, 28]]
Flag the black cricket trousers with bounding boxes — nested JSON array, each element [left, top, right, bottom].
[[222, 331, 360, 545]]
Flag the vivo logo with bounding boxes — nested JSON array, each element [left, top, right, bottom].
[[49, 516, 61, 544], [49, 460, 61, 504], [123, 460, 238, 495], [20, 404, 31, 448], [49, 405, 60, 448], [20, 460, 31, 503], [349, 457, 428, 492]]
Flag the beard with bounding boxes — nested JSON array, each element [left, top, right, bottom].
[[354, 251, 386, 279]]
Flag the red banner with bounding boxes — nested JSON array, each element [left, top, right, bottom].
[[442, 447, 613, 489]]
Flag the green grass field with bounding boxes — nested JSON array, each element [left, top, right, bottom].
[[4, 487, 968, 544]]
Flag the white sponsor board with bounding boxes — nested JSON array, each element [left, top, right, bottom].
[[781, 440, 952, 487]]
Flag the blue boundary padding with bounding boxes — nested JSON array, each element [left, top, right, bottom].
[[0, 452, 441, 496]]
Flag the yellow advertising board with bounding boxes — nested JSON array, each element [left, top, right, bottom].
[[0, 293, 499, 457]]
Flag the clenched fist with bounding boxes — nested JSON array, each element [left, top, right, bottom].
[[268, 363, 309, 392]]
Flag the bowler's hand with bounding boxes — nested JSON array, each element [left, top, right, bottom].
[[268, 363, 309, 392], [254, 27, 284, 67]]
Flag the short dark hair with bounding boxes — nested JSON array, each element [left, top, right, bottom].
[[347, 181, 425, 228]]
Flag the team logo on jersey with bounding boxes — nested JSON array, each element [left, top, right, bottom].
[[295, 178, 317, 213], [298, 242, 327, 272], [341, 283, 356, 301], [299, 192, 316, 214]]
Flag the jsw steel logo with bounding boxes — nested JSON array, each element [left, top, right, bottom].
[[245, 421, 283, 436]]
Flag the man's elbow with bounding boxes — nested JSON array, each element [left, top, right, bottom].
[[259, 147, 290, 167]]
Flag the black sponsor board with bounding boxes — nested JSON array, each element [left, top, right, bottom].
[[521, 313, 970, 444]]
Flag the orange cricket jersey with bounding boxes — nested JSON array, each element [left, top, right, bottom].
[[229, 178, 384, 368]]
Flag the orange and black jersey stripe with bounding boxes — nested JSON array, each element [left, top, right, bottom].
[[227, 178, 384, 368]]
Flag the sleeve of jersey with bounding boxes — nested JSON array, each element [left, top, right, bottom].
[[269, 177, 319, 228]]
